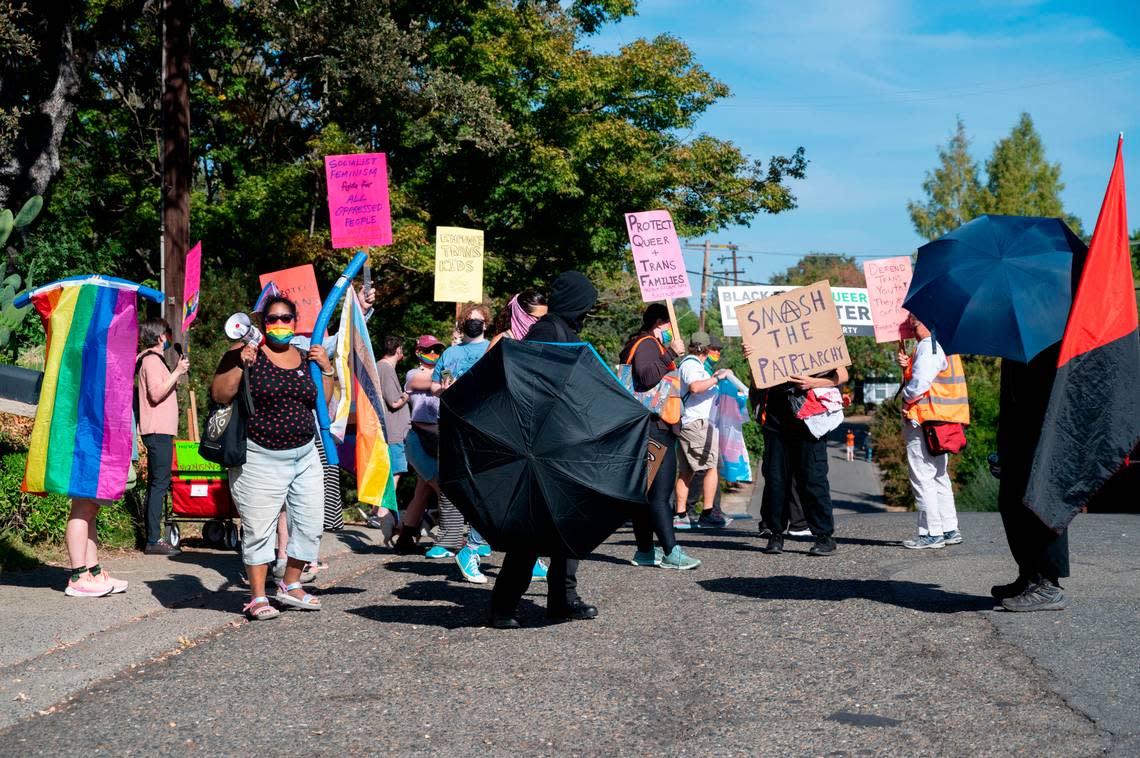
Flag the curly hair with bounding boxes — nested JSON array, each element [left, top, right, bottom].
[[457, 301, 491, 328]]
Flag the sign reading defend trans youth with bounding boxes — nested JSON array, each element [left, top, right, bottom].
[[324, 153, 392, 249], [624, 210, 692, 301], [735, 281, 851, 389]]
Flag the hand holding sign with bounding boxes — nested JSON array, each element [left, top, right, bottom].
[[735, 281, 851, 389]]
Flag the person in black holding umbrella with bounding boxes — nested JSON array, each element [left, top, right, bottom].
[[489, 271, 601, 628]]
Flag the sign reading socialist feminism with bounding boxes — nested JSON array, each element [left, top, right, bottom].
[[862, 256, 916, 342], [624, 210, 692, 301], [735, 281, 851, 389], [324, 153, 392, 249], [433, 226, 484, 303]]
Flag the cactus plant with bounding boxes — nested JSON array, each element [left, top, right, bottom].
[[0, 196, 41, 350]]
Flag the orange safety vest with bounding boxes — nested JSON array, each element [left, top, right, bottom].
[[904, 347, 969, 425]]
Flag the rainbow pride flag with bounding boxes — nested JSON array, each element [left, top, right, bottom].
[[22, 278, 145, 500], [332, 289, 390, 506]]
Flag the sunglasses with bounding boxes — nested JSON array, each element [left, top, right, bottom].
[[419, 349, 442, 357], [264, 313, 296, 325]]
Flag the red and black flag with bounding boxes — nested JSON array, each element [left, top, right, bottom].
[[1026, 135, 1140, 531]]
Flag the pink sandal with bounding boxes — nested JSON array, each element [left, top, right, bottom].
[[242, 596, 280, 620]]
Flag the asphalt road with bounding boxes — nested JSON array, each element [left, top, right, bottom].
[[2, 510, 1133, 756]]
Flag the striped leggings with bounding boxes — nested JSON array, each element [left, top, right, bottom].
[[435, 491, 468, 551], [314, 434, 343, 531]]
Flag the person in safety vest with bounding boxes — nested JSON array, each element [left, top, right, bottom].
[[896, 312, 969, 550]]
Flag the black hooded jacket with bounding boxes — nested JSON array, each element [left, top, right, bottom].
[[524, 271, 597, 343]]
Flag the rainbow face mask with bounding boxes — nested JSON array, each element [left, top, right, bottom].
[[660, 328, 673, 345], [705, 349, 721, 373], [266, 326, 295, 345], [416, 351, 440, 366]]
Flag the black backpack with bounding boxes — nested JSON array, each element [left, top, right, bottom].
[[199, 367, 254, 468]]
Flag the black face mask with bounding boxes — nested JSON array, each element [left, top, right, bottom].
[[462, 319, 485, 338]]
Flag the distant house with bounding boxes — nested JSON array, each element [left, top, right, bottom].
[[860, 378, 899, 406]]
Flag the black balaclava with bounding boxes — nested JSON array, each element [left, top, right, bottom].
[[547, 271, 598, 331]]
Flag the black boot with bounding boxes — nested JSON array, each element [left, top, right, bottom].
[[808, 536, 837, 556], [761, 536, 784, 554], [547, 598, 598, 621], [489, 613, 521, 629], [990, 574, 1031, 600], [1001, 576, 1066, 612]]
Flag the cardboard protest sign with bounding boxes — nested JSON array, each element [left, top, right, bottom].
[[625, 210, 691, 301], [433, 227, 484, 303], [735, 280, 851, 389], [324, 153, 392, 249], [863, 256, 916, 342], [720, 285, 874, 338], [259, 264, 320, 335], [181, 241, 201, 331]]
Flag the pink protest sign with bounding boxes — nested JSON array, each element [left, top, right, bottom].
[[181, 241, 201, 331], [625, 210, 692, 301], [863, 256, 917, 342], [324, 153, 392, 249]]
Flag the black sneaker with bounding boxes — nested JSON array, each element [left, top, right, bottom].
[[547, 599, 598, 621], [808, 537, 837, 556], [1001, 578, 1066, 612], [489, 614, 521, 630], [144, 540, 179, 556], [761, 536, 784, 554], [990, 575, 1030, 600]]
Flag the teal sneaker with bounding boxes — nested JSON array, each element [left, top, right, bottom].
[[455, 546, 487, 584], [531, 558, 548, 581], [424, 545, 455, 559], [630, 547, 664, 566], [474, 543, 493, 557], [660, 545, 701, 570]]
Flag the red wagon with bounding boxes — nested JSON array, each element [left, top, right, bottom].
[[166, 440, 240, 550]]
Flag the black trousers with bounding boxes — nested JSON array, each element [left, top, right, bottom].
[[491, 552, 580, 616], [141, 433, 173, 544], [633, 425, 677, 555], [998, 467, 1070, 581], [760, 428, 834, 538]]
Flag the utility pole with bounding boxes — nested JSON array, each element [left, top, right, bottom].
[[162, 0, 191, 342], [684, 240, 738, 331], [716, 245, 751, 286]]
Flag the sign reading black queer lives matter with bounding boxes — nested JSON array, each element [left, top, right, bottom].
[[735, 280, 851, 389]]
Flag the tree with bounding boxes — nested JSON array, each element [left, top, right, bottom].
[[907, 117, 983, 241], [981, 112, 1082, 234]]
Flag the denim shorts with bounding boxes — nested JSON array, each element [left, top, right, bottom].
[[388, 441, 408, 475], [229, 440, 324, 565], [405, 430, 438, 482]]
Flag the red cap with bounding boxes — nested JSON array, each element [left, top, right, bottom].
[[416, 334, 444, 350]]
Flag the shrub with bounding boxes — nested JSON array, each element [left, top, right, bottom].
[[869, 398, 913, 509]]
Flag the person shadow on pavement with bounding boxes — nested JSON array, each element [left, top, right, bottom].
[[699, 575, 995, 614], [345, 578, 517, 629], [146, 573, 247, 612]]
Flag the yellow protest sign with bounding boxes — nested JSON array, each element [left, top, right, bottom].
[[433, 227, 484, 302], [735, 280, 851, 389]]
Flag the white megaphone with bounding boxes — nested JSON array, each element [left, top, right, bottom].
[[224, 312, 263, 346]]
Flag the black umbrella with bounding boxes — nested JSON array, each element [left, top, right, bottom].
[[439, 339, 650, 558]]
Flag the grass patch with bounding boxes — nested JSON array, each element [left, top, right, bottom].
[[0, 530, 42, 572]]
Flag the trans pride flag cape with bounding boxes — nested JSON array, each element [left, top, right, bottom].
[[22, 277, 151, 501], [331, 289, 390, 506]]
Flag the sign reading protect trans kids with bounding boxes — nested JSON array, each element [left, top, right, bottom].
[[624, 210, 692, 301], [720, 285, 874, 337]]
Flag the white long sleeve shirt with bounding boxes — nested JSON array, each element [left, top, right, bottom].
[[903, 337, 948, 425]]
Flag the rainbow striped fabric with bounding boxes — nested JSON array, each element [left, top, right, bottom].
[[23, 279, 142, 501], [331, 289, 390, 506]]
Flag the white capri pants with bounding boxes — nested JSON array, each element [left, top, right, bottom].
[[230, 439, 324, 565]]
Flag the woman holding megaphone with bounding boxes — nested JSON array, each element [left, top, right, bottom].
[[211, 294, 334, 620]]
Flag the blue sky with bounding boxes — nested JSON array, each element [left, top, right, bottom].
[[590, 0, 1140, 286]]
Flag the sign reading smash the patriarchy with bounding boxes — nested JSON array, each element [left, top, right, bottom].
[[735, 280, 851, 389], [324, 153, 392, 249], [433, 226, 485, 302], [862, 256, 917, 342], [720, 285, 874, 337], [624, 210, 692, 301]]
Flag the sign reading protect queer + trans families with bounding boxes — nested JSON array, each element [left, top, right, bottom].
[[862, 256, 916, 342], [625, 210, 691, 301], [324, 153, 392, 249], [259, 264, 320, 336], [434, 227, 484, 303], [720, 285, 874, 338], [735, 281, 851, 389]]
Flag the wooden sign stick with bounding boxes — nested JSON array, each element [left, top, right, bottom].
[[664, 299, 684, 353]]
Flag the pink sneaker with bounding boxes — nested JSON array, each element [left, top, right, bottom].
[[64, 572, 114, 598], [99, 571, 128, 594]]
